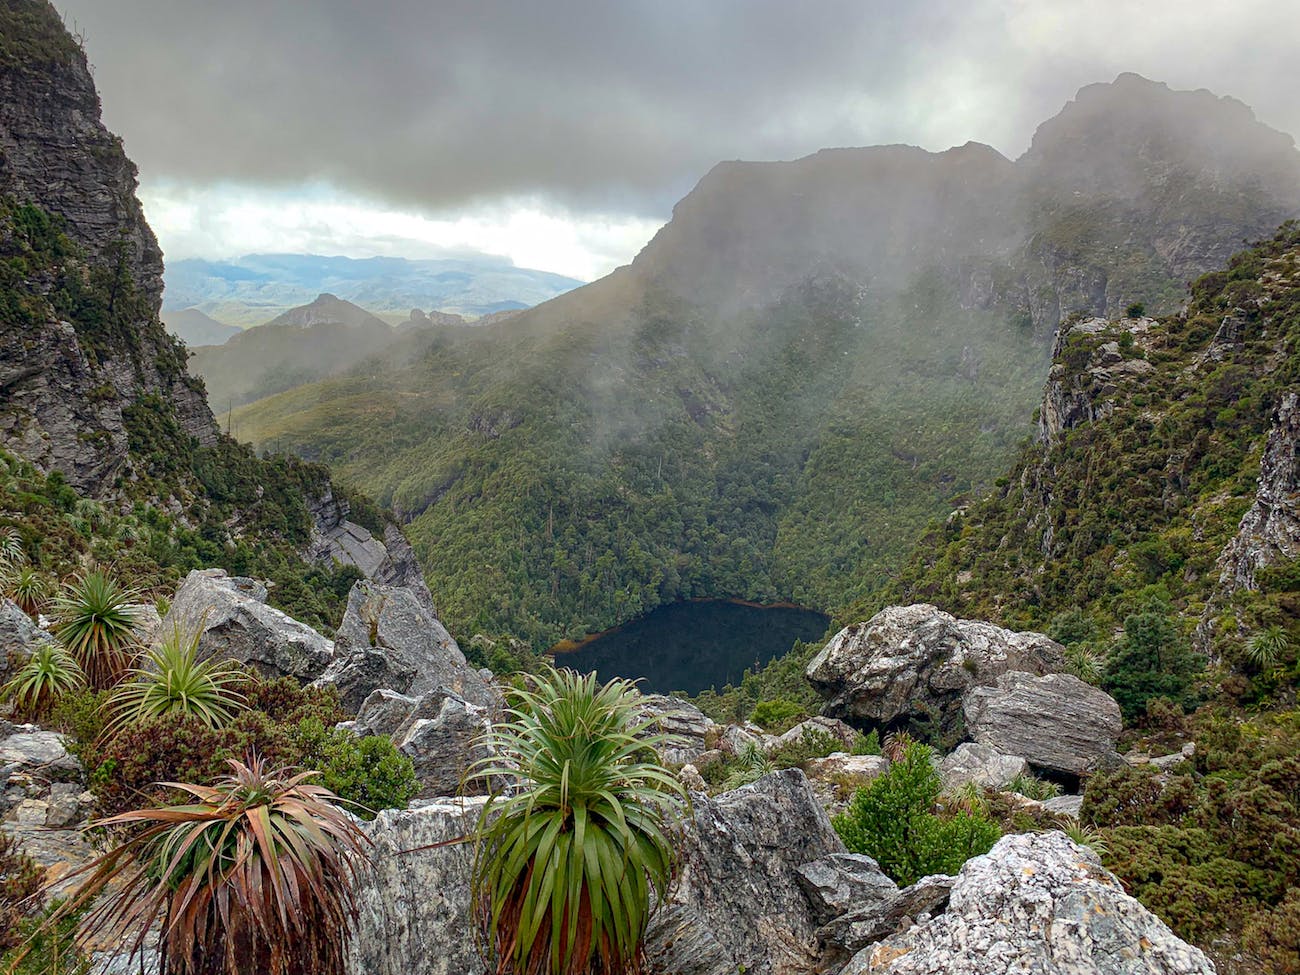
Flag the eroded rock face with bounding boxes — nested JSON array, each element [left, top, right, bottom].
[[1215, 390, 1299, 594], [346, 797, 488, 975], [963, 672, 1122, 777], [306, 488, 436, 609], [1039, 317, 1157, 448], [806, 605, 1063, 731], [317, 580, 495, 713], [644, 769, 844, 975], [161, 569, 334, 681], [847, 831, 1215, 974]]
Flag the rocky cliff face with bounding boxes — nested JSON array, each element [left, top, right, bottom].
[[0, 1, 217, 495]]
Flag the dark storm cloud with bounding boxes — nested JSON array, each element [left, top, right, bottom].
[[52, 0, 1300, 217]]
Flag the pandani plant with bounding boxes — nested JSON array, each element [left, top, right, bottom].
[[31, 756, 370, 975], [2, 564, 50, 619], [1, 641, 85, 720], [105, 623, 247, 733], [471, 666, 688, 975], [53, 571, 141, 689]]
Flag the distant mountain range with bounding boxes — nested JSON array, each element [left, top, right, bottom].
[[160, 307, 242, 346], [162, 252, 585, 328]]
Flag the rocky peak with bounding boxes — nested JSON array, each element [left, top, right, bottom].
[[0, 0, 217, 494], [265, 292, 388, 329]]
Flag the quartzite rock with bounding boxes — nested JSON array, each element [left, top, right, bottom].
[[395, 693, 496, 799], [644, 769, 845, 975], [795, 853, 899, 926], [806, 605, 1063, 730], [317, 580, 496, 713], [938, 742, 1029, 791], [634, 694, 717, 766], [161, 569, 334, 681], [772, 716, 861, 753], [847, 831, 1214, 974], [0, 600, 56, 680], [346, 797, 488, 975], [818, 874, 955, 960], [963, 672, 1122, 777]]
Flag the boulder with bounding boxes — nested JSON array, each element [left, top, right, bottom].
[[938, 742, 1028, 792], [963, 672, 1122, 777], [806, 605, 1063, 731], [644, 769, 846, 975], [796, 853, 898, 926], [161, 569, 334, 681], [346, 797, 488, 975], [396, 694, 495, 799], [0, 599, 56, 677], [1042, 795, 1084, 819], [819, 874, 955, 960], [845, 831, 1214, 974], [634, 694, 716, 765], [0, 726, 80, 775], [317, 581, 497, 713], [772, 716, 861, 753], [803, 753, 890, 817], [719, 722, 774, 755]]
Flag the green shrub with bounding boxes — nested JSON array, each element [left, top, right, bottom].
[[1103, 599, 1199, 721], [833, 741, 1000, 885], [750, 698, 808, 734], [289, 717, 419, 818], [768, 727, 843, 769]]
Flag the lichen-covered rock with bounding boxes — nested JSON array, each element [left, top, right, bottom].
[[643, 769, 844, 975], [819, 874, 955, 961], [806, 605, 1063, 730], [938, 742, 1028, 791], [847, 831, 1215, 974], [796, 853, 898, 926], [963, 672, 1122, 777], [346, 797, 488, 975], [161, 569, 334, 681], [0, 600, 56, 680], [316, 580, 496, 713]]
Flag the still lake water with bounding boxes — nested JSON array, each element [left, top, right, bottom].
[[553, 599, 831, 695]]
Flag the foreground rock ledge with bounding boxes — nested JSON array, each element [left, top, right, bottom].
[[847, 831, 1215, 975]]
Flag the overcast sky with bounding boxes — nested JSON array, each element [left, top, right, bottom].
[[53, 0, 1300, 280]]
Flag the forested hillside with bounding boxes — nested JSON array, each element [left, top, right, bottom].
[[232, 76, 1300, 647]]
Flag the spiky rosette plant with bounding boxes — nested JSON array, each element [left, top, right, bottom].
[[2, 564, 50, 619], [0, 526, 23, 568], [51, 757, 370, 975], [2, 642, 85, 720], [106, 624, 247, 733], [471, 667, 688, 975], [53, 571, 141, 689]]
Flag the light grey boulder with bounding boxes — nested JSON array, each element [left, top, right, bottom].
[[396, 694, 495, 799], [317, 580, 497, 713], [819, 873, 955, 961], [346, 797, 488, 975], [772, 715, 861, 753], [719, 721, 773, 755], [844, 831, 1215, 974], [803, 753, 890, 817], [0, 727, 80, 774], [1042, 795, 1085, 819], [963, 672, 1123, 777], [644, 769, 846, 975], [162, 569, 334, 681], [796, 853, 899, 926], [0, 600, 56, 679], [939, 742, 1028, 791], [634, 694, 717, 765], [807, 605, 1063, 731], [354, 688, 424, 738]]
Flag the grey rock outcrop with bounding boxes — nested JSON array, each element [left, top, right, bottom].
[[796, 853, 899, 926], [1039, 317, 1157, 448], [963, 672, 1122, 777], [821, 874, 955, 961], [803, 753, 890, 817], [0, 600, 57, 679], [0, 725, 80, 776], [0, 2, 216, 494], [396, 694, 495, 799], [161, 569, 334, 681], [317, 580, 495, 713], [633, 694, 717, 766], [806, 605, 1063, 730], [846, 831, 1214, 974], [938, 742, 1028, 791], [1215, 390, 1299, 594], [644, 769, 845, 975], [347, 797, 487, 975], [306, 488, 435, 610], [772, 715, 861, 753]]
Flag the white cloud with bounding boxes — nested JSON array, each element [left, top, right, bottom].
[[139, 181, 664, 281]]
